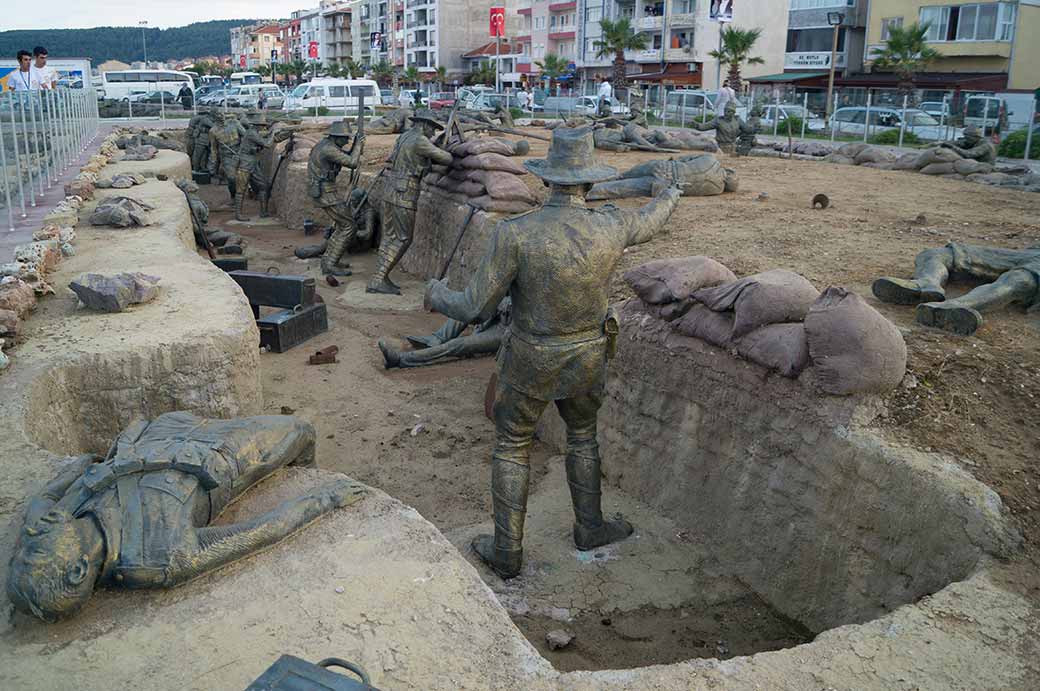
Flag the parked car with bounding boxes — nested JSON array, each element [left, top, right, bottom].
[[919, 101, 952, 120], [756, 104, 825, 132], [428, 91, 456, 110], [229, 84, 286, 110], [830, 107, 962, 141], [283, 78, 382, 112], [574, 96, 629, 116], [198, 88, 231, 106], [127, 90, 178, 104], [664, 90, 748, 120], [194, 84, 223, 100]]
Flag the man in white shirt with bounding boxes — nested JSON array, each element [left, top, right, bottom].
[[8, 50, 35, 91], [31, 46, 57, 90], [715, 82, 736, 115], [597, 77, 613, 116]]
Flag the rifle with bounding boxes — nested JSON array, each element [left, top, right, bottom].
[[436, 97, 465, 149], [180, 186, 216, 260], [459, 123, 551, 142], [266, 132, 296, 208], [437, 203, 478, 281], [349, 91, 366, 188]]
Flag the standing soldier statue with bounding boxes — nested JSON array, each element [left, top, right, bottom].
[[308, 120, 366, 277], [188, 108, 218, 174], [423, 128, 680, 578], [209, 113, 244, 204], [690, 101, 742, 154], [233, 112, 292, 222], [366, 109, 454, 295]]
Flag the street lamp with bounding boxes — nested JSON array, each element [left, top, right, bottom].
[[139, 21, 149, 66], [823, 12, 844, 127]]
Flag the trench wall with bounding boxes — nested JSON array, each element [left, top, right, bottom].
[[538, 300, 1020, 634]]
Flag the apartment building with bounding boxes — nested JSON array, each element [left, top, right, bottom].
[[513, 0, 787, 91], [864, 0, 1039, 91], [279, 18, 303, 62], [322, 1, 356, 65], [230, 23, 286, 70], [784, 0, 868, 76]]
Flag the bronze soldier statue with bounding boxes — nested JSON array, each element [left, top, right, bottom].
[[873, 242, 1040, 335], [424, 128, 680, 578], [6, 412, 364, 622], [379, 298, 510, 369], [307, 120, 366, 277], [690, 101, 742, 154], [233, 112, 292, 222], [209, 113, 244, 202], [367, 109, 453, 295], [736, 106, 761, 156], [937, 125, 997, 164], [188, 108, 218, 173]]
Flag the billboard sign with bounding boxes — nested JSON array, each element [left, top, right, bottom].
[[709, 0, 733, 22]]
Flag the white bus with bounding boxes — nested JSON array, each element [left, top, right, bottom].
[[100, 70, 194, 100], [229, 72, 262, 86]]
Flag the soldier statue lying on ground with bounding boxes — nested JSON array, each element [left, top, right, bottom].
[[378, 299, 510, 369], [586, 154, 737, 200], [367, 107, 413, 135], [936, 125, 997, 164], [6, 412, 364, 622], [873, 242, 1040, 335]]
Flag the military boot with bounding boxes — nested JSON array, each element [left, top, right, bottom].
[[472, 459, 528, 579], [233, 172, 249, 221], [321, 227, 354, 276], [872, 277, 945, 305], [566, 441, 633, 551], [366, 237, 405, 295], [377, 339, 401, 369]]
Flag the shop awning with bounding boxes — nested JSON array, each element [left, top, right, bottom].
[[746, 72, 829, 83]]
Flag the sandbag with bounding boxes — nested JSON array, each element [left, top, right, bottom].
[[822, 153, 855, 166], [854, 147, 895, 165], [458, 152, 527, 175], [673, 304, 735, 348], [468, 196, 536, 214], [692, 269, 819, 339], [953, 159, 993, 176], [735, 323, 810, 378], [920, 162, 956, 176], [624, 257, 737, 305], [891, 152, 922, 170], [452, 138, 516, 157], [467, 169, 538, 203], [422, 172, 442, 186], [912, 147, 959, 169], [804, 286, 907, 395], [837, 142, 870, 158], [455, 180, 487, 197], [643, 298, 694, 322]]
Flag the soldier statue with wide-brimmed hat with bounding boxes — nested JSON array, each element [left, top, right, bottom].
[[308, 119, 366, 276], [366, 108, 454, 294], [231, 111, 292, 221], [423, 127, 681, 578]]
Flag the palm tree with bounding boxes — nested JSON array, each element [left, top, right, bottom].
[[465, 61, 496, 86], [872, 22, 942, 100], [535, 53, 569, 95], [344, 58, 364, 78], [256, 64, 271, 80], [709, 26, 765, 93], [435, 65, 447, 90], [370, 59, 394, 86], [403, 66, 420, 86], [594, 18, 648, 97], [289, 60, 308, 84]]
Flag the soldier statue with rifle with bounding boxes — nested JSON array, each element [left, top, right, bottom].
[[308, 110, 367, 277], [233, 112, 295, 222], [209, 113, 244, 203], [366, 108, 454, 295]]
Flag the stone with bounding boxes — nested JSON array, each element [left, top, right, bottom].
[[0, 277, 38, 318], [14, 241, 62, 273], [69, 272, 162, 313], [89, 196, 154, 227], [546, 629, 574, 650], [60, 242, 76, 257], [0, 346, 8, 370], [0, 308, 19, 337]]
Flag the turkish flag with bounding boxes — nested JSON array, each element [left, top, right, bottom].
[[489, 7, 505, 37], [308, 41, 319, 59]]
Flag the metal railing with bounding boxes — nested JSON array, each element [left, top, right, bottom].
[[1, 87, 100, 231]]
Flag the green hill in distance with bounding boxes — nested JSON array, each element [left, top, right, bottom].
[[0, 20, 262, 64]]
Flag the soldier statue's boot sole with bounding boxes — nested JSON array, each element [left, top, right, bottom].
[[916, 302, 983, 336], [471, 534, 522, 579], [872, 277, 945, 305], [378, 340, 401, 369], [322, 267, 353, 277], [573, 517, 634, 551], [366, 279, 402, 295]]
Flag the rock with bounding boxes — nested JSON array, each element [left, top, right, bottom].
[[69, 272, 161, 313], [822, 153, 855, 166], [14, 241, 62, 273], [60, 242, 76, 257], [546, 629, 574, 651], [89, 196, 154, 227], [0, 309, 19, 337], [0, 347, 8, 371], [0, 277, 38, 318], [966, 172, 1012, 186]]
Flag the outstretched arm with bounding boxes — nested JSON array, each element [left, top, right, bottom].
[[689, 118, 718, 132], [25, 454, 100, 525], [166, 478, 365, 584], [618, 186, 681, 247], [425, 222, 517, 324]]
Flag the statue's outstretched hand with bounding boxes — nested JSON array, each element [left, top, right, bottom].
[[313, 478, 367, 510]]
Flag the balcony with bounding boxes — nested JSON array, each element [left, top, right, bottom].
[[515, 34, 531, 43], [627, 48, 662, 63], [931, 41, 1011, 59], [549, 30, 576, 40], [669, 12, 696, 27], [549, 1, 576, 10], [518, 7, 532, 15], [636, 16, 664, 30], [784, 51, 845, 69], [664, 46, 694, 61]]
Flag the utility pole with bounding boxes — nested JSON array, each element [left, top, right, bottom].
[[140, 21, 149, 65], [824, 12, 844, 128], [714, 23, 722, 90]]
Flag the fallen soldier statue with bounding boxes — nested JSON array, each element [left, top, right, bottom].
[[7, 411, 364, 622], [873, 242, 1040, 335], [378, 298, 509, 369], [587, 154, 737, 200]]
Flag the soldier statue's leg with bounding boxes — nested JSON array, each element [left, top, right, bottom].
[[317, 188, 358, 276], [250, 167, 270, 217], [916, 268, 1039, 336], [222, 159, 238, 203], [406, 317, 471, 350], [556, 392, 633, 550], [873, 246, 955, 305], [367, 201, 414, 295], [472, 383, 550, 578], [192, 142, 209, 173], [379, 325, 503, 369], [233, 166, 252, 221]]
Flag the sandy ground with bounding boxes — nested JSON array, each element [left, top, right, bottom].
[[200, 136, 1040, 670]]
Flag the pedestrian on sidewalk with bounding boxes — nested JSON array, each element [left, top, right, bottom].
[[9, 50, 35, 91], [31, 46, 57, 89]]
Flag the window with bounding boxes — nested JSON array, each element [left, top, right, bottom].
[[328, 86, 346, 97], [786, 27, 846, 52], [585, 6, 602, 23], [106, 72, 125, 82], [920, 6, 951, 40], [789, 0, 853, 8], [920, 3, 1015, 41], [550, 15, 557, 27], [880, 17, 902, 41]]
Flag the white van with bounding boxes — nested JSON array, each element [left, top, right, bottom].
[[229, 72, 262, 86], [283, 78, 382, 112]]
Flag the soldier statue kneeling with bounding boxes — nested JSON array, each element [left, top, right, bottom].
[[7, 412, 364, 622]]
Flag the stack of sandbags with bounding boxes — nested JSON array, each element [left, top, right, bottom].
[[423, 137, 539, 214], [627, 258, 906, 392]]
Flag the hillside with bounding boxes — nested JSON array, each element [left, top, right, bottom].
[[0, 20, 260, 63]]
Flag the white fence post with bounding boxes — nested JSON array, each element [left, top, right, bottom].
[[0, 93, 15, 230], [830, 92, 838, 142], [898, 93, 908, 148], [7, 93, 27, 217], [863, 91, 872, 143], [801, 92, 808, 139], [773, 89, 780, 137], [1024, 100, 1036, 162]]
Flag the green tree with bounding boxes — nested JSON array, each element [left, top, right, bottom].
[[465, 61, 496, 86], [403, 65, 420, 86], [344, 58, 364, 78], [872, 22, 942, 99], [371, 59, 394, 86], [256, 64, 271, 80], [709, 26, 765, 92], [535, 53, 569, 94], [289, 59, 308, 83], [435, 65, 447, 90], [594, 18, 648, 97]]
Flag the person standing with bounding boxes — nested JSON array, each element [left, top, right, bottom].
[[423, 128, 680, 578], [714, 81, 736, 115], [597, 77, 613, 116], [9, 51, 35, 92], [30, 47, 56, 89], [178, 82, 194, 110]]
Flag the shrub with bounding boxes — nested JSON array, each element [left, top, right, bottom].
[[314, 106, 331, 116], [779, 115, 805, 134], [510, 106, 524, 120], [869, 129, 923, 146], [997, 128, 1040, 159]]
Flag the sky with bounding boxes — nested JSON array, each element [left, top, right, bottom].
[[1, 0, 301, 30]]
